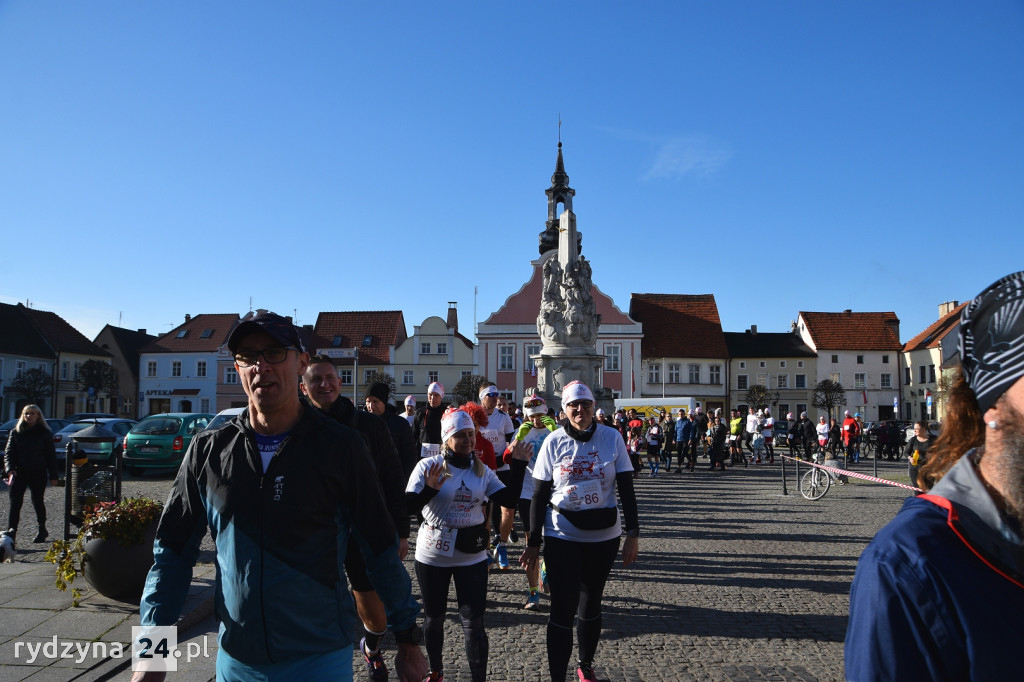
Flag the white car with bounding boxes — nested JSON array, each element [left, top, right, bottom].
[[204, 407, 246, 432]]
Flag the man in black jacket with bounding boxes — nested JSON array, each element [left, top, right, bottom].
[[364, 381, 418, 482], [301, 355, 410, 682]]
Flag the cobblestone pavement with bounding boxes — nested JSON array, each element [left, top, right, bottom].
[[1, 455, 910, 681]]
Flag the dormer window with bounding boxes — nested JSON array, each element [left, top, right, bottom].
[[200, 329, 213, 339], [176, 329, 188, 339], [363, 335, 373, 347], [332, 336, 343, 347]]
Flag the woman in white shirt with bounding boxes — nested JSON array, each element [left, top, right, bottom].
[[406, 407, 527, 682], [520, 381, 640, 682]]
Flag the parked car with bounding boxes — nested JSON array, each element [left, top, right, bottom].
[[772, 419, 789, 447], [122, 412, 213, 475], [904, 421, 941, 445], [53, 418, 137, 465], [65, 412, 116, 423], [0, 418, 70, 451], [205, 407, 246, 432]]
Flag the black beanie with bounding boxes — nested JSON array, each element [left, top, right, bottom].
[[368, 381, 390, 405]]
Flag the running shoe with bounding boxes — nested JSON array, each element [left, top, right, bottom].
[[360, 637, 389, 681], [509, 527, 519, 543], [523, 591, 541, 609], [495, 544, 510, 570], [540, 560, 549, 593], [577, 664, 597, 681]]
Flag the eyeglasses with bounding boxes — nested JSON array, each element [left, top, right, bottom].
[[566, 400, 593, 409], [234, 346, 297, 368]]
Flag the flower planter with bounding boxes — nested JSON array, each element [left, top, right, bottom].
[[82, 520, 157, 602]]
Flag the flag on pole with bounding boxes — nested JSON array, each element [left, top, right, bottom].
[[862, 389, 868, 405]]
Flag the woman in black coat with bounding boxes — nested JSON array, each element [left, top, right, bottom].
[[3, 404, 58, 542]]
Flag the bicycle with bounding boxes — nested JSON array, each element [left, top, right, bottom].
[[799, 452, 847, 500]]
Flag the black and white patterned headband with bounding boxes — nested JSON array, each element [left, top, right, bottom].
[[959, 271, 1024, 414]]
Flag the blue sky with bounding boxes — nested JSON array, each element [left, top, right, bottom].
[[2, 1, 1022, 347]]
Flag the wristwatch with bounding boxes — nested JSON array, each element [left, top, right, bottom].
[[394, 624, 422, 645], [626, 528, 640, 539]]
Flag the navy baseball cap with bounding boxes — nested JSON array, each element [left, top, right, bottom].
[[227, 312, 303, 353]]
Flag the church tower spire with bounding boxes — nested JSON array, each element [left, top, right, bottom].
[[539, 141, 579, 256]]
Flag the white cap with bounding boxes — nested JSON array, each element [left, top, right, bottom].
[[404, 395, 416, 406], [524, 395, 548, 417], [845, 410, 851, 416], [441, 408, 475, 442], [428, 382, 445, 398], [561, 380, 594, 404], [478, 384, 499, 399], [596, 408, 605, 417]]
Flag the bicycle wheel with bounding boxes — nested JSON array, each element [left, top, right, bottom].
[[800, 468, 831, 500]]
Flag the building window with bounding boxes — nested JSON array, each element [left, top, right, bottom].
[[437, 342, 447, 355], [525, 343, 541, 373], [73, 362, 80, 380], [498, 344, 514, 372], [200, 329, 213, 339], [665, 364, 680, 383], [171, 361, 182, 378], [780, 361, 787, 368], [857, 355, 864, 364], [122, 398, 132, 415], [339, 369, 353, 385], [364, 369, 374, 384], [61, 361, 69, 380], [737, 374, 749, 390], [604, 344, 620, 372], [797, 403, 808, 417], [647, 364, 661, 384], [461, 370, 472, 378], [332, 335, 343, 347], [828, 373, 840, 384], [777, 374, 789, 389], [756, 373, 768, 387], [881, 373, 892, 389], [420, 342, 431, 355], [795, 374, 807, 389], [402, 370, 414, 385], [797, 361, 804, 368], [854, 373, 866, 388], [759, 361, 766, 369], [739, 361, 746, 369], [689, 364, 701, 383], [882, 355, 889, 364], [363, 335, 373, 347], [778, 403, 790, 419], [919, 366, 927, 383], [196, 361, 207, 378], [710, 364, 721, 385], [15, 360, 27, 377], [929, 364, 936, 382], [831, 355, 839, 363], [225, 367, 238, 384], [176, 329, 188, 339], [905, 367, 911, 385], [200, 398, 210, 413], [427, 370, 439, 384]]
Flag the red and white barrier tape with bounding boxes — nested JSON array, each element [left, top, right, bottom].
[[780, 454, 923, 493]]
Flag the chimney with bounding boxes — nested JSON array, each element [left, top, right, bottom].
[[843, 309, 852, 314], [446, 302, 458, 331], [185, 314, 191, 322], [938, 301, 960, 318], [138, 329, 147, 334], [749, 325, 757, 335], [886, 317, 900, 343]]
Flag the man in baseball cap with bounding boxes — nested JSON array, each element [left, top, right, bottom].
[[403, 395, 417, 426], [138, 313, 428, 681], [846, 272, 1024, 680], [412, 382, 448, 460]]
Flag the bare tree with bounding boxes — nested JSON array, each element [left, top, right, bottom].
[[451, 374, 489, 406], [743, 385, 772, 411], [811, 379, 848, 421], [78, 360, 119, 410], [8, 368, 54, 407]]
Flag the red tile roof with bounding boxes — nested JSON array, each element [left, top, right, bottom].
[[20, 305, 111, 357], [311, 311, 408, 365], [628, 294, 728, 358], [799, 311, 902, 351], [903, 302, 967, 352], [142, 314, 240, 354]]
